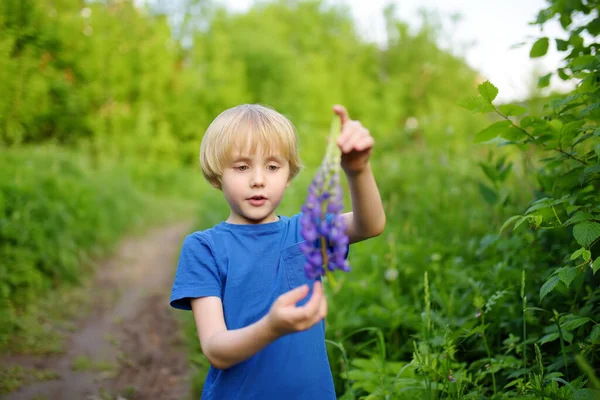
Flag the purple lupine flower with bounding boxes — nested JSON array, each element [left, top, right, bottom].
[[300, 117, 350, 287]]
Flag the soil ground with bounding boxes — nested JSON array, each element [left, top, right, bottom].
[[1, 223, 194, 400]]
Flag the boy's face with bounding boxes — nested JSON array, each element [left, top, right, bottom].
[[219, 146, 291, 224]]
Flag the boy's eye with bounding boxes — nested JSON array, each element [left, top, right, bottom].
[[235, 165, 249, 171], [267, 165, 280, 171]]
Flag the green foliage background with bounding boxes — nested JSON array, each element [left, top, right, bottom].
[[1, 0, 599, 398]]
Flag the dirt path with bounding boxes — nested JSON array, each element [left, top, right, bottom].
[[1, 223, 194, 400]]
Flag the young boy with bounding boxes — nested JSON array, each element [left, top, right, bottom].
[[170, 104, 385, 400]]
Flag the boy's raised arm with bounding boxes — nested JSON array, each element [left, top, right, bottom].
[[333, 105, 386, 244], [342, 163, 386, 243]]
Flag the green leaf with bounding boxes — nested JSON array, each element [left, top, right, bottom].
[[583, 250, 591, 262], [584, 164, 600, 176], [514, 215, 528, 231], [540, 275, 560, 300], [561, 316, 591, 331], [570, 248, 584, 260], [524, 307, 548, 313], [501, 127, 525, 141], [479, 162, 498, 182], [548, 119, 562, 133], [532, 197, 551, 205], [566, 205, 581, 215], [535, 8, 553, 24], [477, 81, 499, 104], [475, 120, 513, 143], [538, 73, 552, 88], [573, 222, 600, 247], [570, 34, 584, 48], [556, 38, 569, 51], [561, 120, 585, 136], [558, 267, 578, 288], [530, 37, 549, 58], [571, 55, 596, 70], [539, 332, 559, 344], [557, 94, 584, 108], [498, 104, 527, 116], [581, 102, 600, 116], [478, 183, 498, 205], [571, 133, 593, 147], [497, 163, 513, 181], [592, 258, 600, 274], [587, 16, 600, 35], [564, 212, 594, 226], [591, 325, 600, 343], [563, 331, 574, 343], [595, 144, 600, 160], [525, 200, 551, 214], [557, 68, 570, 80], [520, 115, 545, 130], [500, 215, 523, 233], [457, 96, 495, 113]]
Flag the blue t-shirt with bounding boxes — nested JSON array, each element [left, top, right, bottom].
[[170, 214, 338, 400]]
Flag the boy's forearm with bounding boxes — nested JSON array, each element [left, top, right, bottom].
[[346, 163, 386, 239], [202, 315, 279, 370]]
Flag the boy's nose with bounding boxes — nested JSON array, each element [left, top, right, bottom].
[[250, 170, 265, 187]]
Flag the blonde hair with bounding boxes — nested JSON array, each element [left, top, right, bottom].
[[200, 104, 302, 188]]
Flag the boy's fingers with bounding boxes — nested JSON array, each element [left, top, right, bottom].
[[318, 292, 328, 320], [278, 284, 309, 305], [309, 284, 327, 325], [337, 121, 359, 147], [354, 136, 375, 151], [333, 104, 350, 126], [339, 128, 361, 152], [301, 281, 323, 318]]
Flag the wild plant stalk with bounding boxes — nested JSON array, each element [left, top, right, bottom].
[[479, 311, 497, 395], [535, 343, 544, 400], [442, 352, 450, 397], [442, 329, 456, 399], [424, 271, 432, 350], [341, 327, 387, 394], [553, 312, 570, 380], [413, 341, 432, 400], [325, 339, 354, 399], [391, 360, 416, 394], [341, 327, 386, 360], [521, 270, 527, 372], [423, 272, 433, 399], [574, 354, 600, 390]]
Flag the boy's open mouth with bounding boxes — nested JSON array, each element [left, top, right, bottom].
[[247, 195, 267, 206]]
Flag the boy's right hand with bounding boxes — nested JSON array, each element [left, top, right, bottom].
[[266, 281, 328, 336]]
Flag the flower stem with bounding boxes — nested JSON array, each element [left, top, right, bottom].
[[320, 236, 337, 290]]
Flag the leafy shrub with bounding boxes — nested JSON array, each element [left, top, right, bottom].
[[323, 1, 600, 399], [0, 147, 146, 345]]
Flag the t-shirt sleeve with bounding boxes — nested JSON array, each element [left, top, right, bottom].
[[170, 232, 222, 311]]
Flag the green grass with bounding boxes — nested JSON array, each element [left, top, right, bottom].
[[0, 365, 60, 394], [71, 355, 116, 373], [0, 145, 204, 354]]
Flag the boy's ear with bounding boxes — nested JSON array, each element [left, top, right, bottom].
[[210, 179, 222, 190]]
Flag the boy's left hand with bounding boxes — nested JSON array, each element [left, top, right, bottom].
[[333, 104, 374, 176]]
